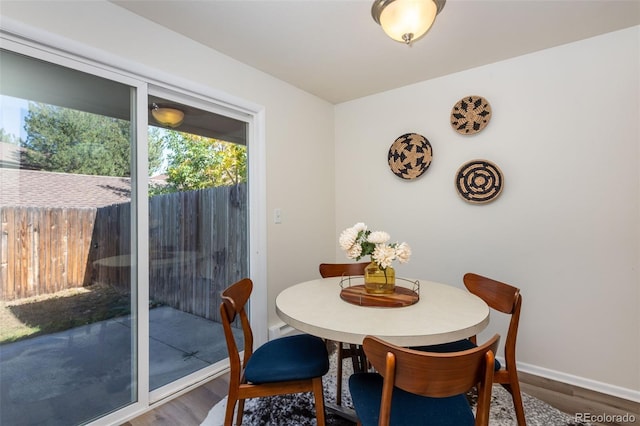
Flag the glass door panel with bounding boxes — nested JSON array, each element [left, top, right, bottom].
[[146, 95, 248, 390], [0, 49, 137, 425]]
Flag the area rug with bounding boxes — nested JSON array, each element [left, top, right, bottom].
[[201, 345, 590, 426]]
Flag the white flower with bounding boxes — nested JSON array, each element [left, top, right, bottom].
[[395, 242, 411, 264], [346, 244, 362, 259], [352, 222, 367, 233], [372, 244, 396, 269], [368, 231, 390, 244], [338, 227, 358, 251]]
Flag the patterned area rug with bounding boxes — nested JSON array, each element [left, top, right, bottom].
[[202, 345, 590, 426]]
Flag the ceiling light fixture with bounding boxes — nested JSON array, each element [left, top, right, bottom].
[[151, 103, 184, 128], [372, 0, 446, 46]]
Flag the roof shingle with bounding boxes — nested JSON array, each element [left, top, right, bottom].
[[0, 168, 132, 208]]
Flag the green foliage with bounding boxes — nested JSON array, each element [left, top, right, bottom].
[[148, 129, 247, 195], [22, 103, 163, 177]]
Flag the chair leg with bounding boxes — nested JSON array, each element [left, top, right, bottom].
[[236, 398, 246, 426], [502, 380, 526, 426], [312, 377, 327, 426], [336, 344, 344, 405], [224, 395, 238, 426], [474, 381, 492, 426]]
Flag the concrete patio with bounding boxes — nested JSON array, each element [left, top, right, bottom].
[[0, 306, 241, 426]]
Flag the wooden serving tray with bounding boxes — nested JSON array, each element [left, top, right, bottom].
[[340, 285, 419, 307]]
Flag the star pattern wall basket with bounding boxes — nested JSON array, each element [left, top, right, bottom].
[[387, 133, 433, 180], [450, 96, 492, 135]]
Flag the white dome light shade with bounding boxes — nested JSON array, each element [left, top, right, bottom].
[[372, 0, 446, 45]]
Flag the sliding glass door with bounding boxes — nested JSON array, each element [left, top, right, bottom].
[[0, 49, 138, 425]]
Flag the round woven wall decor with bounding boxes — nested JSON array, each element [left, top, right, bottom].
[[388, 133, 433, 180], [450, 95, 492, 135], [455, 159, 503, 204]]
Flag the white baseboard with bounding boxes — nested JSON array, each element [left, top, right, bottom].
[[499, 356, 640, 403], [268, 321, 301, 340]]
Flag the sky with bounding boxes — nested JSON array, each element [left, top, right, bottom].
[[0, 95, 27, 142]]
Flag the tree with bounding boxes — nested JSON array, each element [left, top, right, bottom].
[[149, 129, 247, 195], [22, 102, 163, 177]]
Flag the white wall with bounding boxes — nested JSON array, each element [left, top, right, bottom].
[[0, 0, 337, 328], [335, 27, 639, 397]]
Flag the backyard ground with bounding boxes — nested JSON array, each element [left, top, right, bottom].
[[0, 283, 131, 344]]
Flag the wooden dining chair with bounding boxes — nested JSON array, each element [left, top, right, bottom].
[[220, 278, 330, 426], [414, 273, 526, 426], [349, 333, 500, 426], [319, 262, 369, 406]]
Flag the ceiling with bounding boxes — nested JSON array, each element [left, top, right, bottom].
[[112, 0, 640, 104]]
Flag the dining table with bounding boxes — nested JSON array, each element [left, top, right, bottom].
[[275, 275, 490, 348]]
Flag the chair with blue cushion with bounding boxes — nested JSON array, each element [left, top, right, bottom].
[[220, 278, 330, 426], [319, 262, 370, 406], [413, 273, 525, 426], [349, 333, 500, 426]]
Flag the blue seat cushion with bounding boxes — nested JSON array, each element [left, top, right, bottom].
[[244, 334, 329, 384], [349, 373, 474, 426], [413, 339, 501, 371]]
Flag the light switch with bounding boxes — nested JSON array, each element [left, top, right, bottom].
[[274, 208, 282, 224]]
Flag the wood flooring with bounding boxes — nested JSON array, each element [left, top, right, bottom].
[[518, 372, 639, 426], [122, 374, 229, 426]]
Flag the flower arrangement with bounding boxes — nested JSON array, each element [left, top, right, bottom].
[[338, 222, 411, 270]]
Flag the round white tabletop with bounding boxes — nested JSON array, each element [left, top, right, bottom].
[[276, 277, 490, 347]]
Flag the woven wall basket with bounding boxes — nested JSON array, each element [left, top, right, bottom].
[[387, 133, 433, 180], [450, 95, 492, 135], [455, 159, 503, 204]]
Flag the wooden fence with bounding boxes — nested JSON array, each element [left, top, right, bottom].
[[0, 184, 247, 322], [0, 207, 97, 299]]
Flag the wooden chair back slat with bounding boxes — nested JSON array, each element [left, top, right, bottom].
[[319, 262, 369, 278], [464, 272, 519, 314], [363, 334, 500, 397]]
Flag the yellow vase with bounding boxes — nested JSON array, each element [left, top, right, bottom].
[[364, 261, 395, 294]]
